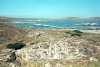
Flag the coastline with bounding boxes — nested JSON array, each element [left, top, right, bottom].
[[20, 25, 100, 34]]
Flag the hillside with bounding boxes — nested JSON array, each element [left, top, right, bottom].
[[0, 22, 28, 49]]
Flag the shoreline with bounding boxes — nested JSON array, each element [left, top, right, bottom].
[[20, 26, 100, 34]]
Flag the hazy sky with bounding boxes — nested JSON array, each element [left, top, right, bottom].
[[0, 0, 100, 18]]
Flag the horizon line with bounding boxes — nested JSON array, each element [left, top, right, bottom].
[[1, 15, 100, 19]]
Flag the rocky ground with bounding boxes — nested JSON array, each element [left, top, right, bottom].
[[16, 38, 93, 61]]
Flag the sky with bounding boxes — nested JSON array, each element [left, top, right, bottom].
[[0, 0, 100, 18]]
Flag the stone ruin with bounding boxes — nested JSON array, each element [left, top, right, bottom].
[[16, 38, 91, 62]]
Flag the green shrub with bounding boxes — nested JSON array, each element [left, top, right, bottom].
[[65, 30, 83, 37], [71, 33, 81, 36], [7, 42, 26, 50]]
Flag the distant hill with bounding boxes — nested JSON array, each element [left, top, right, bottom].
[[87, 17, 100, 21], [0, 16, 100, 22], [57, 17, 100, 21], [0, 16, 10, 19], [58, 17, 82, 20], [0, 16, 13, 22]]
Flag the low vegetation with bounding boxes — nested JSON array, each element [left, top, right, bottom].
[[82, 33, 100, 46], [21, 60, 100, 67]]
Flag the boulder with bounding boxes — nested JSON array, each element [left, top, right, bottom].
[[89, 57, 98, 62]]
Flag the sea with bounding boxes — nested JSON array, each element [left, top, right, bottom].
[[9, 20, 100, 30]]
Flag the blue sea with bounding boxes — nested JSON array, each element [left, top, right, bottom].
[[9, 20, 100, 29]]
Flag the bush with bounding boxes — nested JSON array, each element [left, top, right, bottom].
[[7, 42, 26, 50], [71, 33, 81, 36], [65, 30, 83, 37]]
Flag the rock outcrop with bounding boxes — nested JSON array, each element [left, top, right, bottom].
[[0, 49, 16, 62], [0, 49, 17, 67]]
